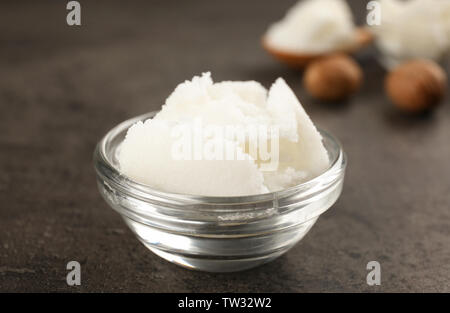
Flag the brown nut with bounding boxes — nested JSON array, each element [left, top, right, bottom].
[[385, 59, 447, 113], [303, 54, 363, 101]]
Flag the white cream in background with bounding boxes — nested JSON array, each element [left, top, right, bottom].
[[373, 0, 450, 67], [118, 73, 330, 197], [265, 0, 356, 54]]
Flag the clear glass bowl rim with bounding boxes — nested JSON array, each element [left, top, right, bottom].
[[94, 111, 346, 211]]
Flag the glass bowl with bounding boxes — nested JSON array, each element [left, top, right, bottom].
[[94, 111, 346, 272]]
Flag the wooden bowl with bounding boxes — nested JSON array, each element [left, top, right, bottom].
[[262, 27, 373, 68]]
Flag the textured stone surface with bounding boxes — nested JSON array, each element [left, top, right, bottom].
[[0, 0, 449, 292]]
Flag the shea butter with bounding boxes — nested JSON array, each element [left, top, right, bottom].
[[373, 0, 450, 67], [118, 73, 329, 196], [265, 0, 356, 54]]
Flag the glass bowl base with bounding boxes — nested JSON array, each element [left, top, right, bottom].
[[124, 216, 318, 272], [145, 243, 295, 272]]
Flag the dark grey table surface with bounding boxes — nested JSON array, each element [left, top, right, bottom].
[[1, 0, 449, 292]]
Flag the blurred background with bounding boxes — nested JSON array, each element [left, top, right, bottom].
[[0, 0, 449, 292]]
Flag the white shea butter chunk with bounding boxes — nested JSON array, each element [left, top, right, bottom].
[[118, 119, 268, 196], [118, 73, 329, 197], [373, 0, 450, 62], [265, 0, 356, 53]]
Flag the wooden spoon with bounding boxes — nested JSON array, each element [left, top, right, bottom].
[[262, 27, 373, 68]]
